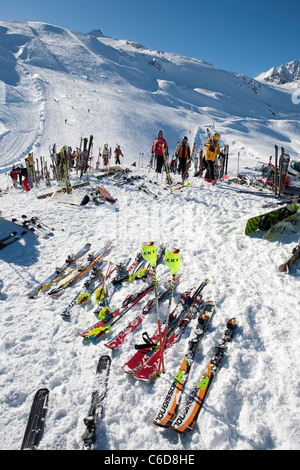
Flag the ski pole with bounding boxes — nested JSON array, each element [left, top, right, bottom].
[[141, 242, 164, 373], [159, 248, 181, 374]]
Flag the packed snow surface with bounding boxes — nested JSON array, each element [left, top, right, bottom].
[[0, 20, 299, 452]]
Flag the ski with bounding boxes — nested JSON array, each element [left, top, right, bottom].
[[21, 215, 54, 237], [60, 265, 104, 318], [48, 241, 112, 298], [82, 355, 111, 450], [12, 216, 50, 238], [77, 283, 155, 341], [171, 318, 237, 434], [182, 143, 197, 184], [111, 251, 144, 285], [104, 276, 181, 350], [122, 279, 209, 380], [78, 261, 116, 306], [153, 301, 215, 428], [278, 242, 300, 273], [138, 183, 158, 198], [20, 388, 49, 450], [0, 231, 17, 244], [0, 230, 27, 250], [26, 243, 91, 298]]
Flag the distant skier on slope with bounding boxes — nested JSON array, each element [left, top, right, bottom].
[[114, 145, 123, 165], [102, 144, 111, 167], [204, 132, 220, 183], [151, 130, 168, 173]]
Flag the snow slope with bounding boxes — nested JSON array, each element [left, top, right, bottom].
[[0, 21, 299, 452], [0, 20, 300, 171]]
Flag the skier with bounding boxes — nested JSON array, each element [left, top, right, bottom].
[[151, 130, 168, 173], [102, 144, 111, 167], [204, 132, 220, 183], [177, 136, 190, 177], [10, 165, 19, 188], [114, 145, 123, 165]]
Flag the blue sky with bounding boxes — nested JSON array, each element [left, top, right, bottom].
[[1, 0, 299, 77]]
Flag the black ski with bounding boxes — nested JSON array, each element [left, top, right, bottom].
[[21, 388, 49, 450], [0, 230, 27, 250], [22, 215, 54, 237], [0, 231, 17, 244], [82, 355, 111, 450]]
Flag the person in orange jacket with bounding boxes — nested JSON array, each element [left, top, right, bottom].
[[151, 130, 168, 173], [177, 136, 190, 177], [204, 132, 220, 182]]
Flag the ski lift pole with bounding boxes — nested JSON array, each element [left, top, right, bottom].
[[141, 242, 164, 373], [159, 248, 181, 374]]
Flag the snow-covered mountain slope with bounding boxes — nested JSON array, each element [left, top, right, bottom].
[[0, 21, 300, 452], [1, 20, 300, 172]]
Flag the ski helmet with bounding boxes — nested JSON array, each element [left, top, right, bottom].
[[213, 133, 220, 141]]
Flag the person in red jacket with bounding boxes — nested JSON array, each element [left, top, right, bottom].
[[151, 130, 168, 173]]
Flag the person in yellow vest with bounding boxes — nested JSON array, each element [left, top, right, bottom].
[[204, 132, 220, 183], [177, 136, 190, 177]]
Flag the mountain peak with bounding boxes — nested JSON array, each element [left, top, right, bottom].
[[87, 29, 104, 38], [256, 59, 300, 85]]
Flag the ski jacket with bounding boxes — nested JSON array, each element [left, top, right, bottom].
[[204, 139, 220, 162], [178, 143, 190, 158], [114, 148, 123, 157], [152, 137, 168, 156]]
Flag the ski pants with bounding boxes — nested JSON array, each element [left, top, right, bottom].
[[155, 154, 164, 173], [205, 160, 215, 180], [178, 157, 187, 176]]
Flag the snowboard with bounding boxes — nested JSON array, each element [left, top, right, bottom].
[[262, 211, 300, 240], [51, 191, 90, 206], [245, 203, 298, 235], [96, 186, 117, 203]]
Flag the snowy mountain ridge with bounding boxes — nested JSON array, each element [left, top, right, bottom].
[[0, 20, 300, 170], [256, 59, 300, 87]]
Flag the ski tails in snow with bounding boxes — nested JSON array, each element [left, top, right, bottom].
[[82, 355, 111, 450], [20, 388, 50, 450]]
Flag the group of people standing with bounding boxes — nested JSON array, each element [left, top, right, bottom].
[[151, 129, 221, 182]]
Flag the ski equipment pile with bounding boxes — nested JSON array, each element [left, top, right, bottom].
[[104, 275, 181, 350], [122, 279, 209, 382], [153, 301, 215, 428], [77, 282, 155, 341], [26, 243, 91, 298], [48, 241, 112, 297]]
